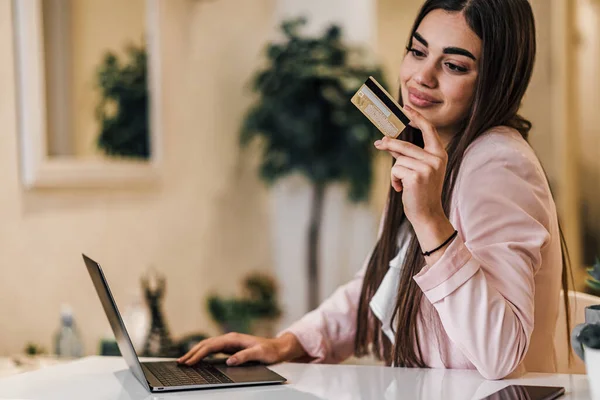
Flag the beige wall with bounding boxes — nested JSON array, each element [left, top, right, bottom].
[[577, 0, 600, 265], [0, 0, 276, 356], [523, 0, 556, 187]]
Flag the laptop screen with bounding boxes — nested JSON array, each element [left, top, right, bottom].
[[82, 254, 150, 390]]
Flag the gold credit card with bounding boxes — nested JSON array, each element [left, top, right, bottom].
[[351, 76, 411, 139]]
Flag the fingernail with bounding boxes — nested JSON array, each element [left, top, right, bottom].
[[404, 105, 413, 112], [227, 357, 237, 366], [374, 140, 382, 146]]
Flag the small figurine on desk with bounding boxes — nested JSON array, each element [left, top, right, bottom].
[[141, 270, 173, 357]]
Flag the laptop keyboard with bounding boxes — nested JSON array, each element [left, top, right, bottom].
[[144, 361, 234, 386]]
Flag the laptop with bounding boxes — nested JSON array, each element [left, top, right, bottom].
[[82, 254, 287, 392]]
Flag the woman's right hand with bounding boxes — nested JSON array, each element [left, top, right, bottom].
[[176, 332, 306, 367]]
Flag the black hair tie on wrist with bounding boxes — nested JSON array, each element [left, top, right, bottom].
[[422, 230, 458, 257]]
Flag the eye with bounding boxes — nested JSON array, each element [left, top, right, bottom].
[[406, 47, 426, 58], [445, 63, 468, 73]]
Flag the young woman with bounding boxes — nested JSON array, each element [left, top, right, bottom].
[[178, 0, 572, 380]]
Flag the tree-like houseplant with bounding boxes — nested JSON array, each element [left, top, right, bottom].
[[240, 17, 387, 310]]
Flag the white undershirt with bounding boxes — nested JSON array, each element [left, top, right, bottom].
[[368, 223, 411, 343]]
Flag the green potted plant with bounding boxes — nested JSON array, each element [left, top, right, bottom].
[[95, 43, 150, 159], [240, 17, 387, 310], [24, 343, 46, 356], [207, 273, 281, 336]]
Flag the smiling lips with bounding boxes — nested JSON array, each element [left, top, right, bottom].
[[407, 87, 442, 108]]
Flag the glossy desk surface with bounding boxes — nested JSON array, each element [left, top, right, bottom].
[[0, 356, 592, 399]]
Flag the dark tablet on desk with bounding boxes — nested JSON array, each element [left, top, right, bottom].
[[480, 385, 565, 400]]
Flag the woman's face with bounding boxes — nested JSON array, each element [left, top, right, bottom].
[[399, 9, 482, 138]]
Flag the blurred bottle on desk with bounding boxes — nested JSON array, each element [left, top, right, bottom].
[[54, 304, 83, 358]]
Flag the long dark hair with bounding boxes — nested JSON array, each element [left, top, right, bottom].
[[354, 0, 573, 368]]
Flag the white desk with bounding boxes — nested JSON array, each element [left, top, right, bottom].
[[0, 356, 592, 399]]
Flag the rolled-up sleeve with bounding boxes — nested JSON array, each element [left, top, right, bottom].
[[280, 263, 367, 364], [413, 142, 551, 380], [279, 210, 387, 364]]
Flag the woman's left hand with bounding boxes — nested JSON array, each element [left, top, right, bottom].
[[374, 105, 448, 227]]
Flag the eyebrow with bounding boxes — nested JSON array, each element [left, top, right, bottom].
[[413, 32, 477, 61]]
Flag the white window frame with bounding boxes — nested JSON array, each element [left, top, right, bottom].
[[12, 0, 163, 189]]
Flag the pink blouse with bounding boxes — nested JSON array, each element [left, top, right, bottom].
[[281, 126, 563, 380]]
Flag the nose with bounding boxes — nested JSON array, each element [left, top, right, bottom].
[[413, 59, 438, 88]]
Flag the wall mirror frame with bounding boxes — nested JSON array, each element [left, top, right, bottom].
[[12, 0, 162, 189]]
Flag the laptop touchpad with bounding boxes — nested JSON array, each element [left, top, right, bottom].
[[216, 364, 281, 383]]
